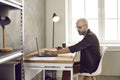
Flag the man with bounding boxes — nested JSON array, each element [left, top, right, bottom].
[[47, 18, 101, 80]]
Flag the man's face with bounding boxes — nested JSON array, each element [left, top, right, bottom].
[[76, 21, 87, 35]]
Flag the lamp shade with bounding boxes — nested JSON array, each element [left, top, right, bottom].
[[52, 13, 60, 22], [0, 16, 11, 26]]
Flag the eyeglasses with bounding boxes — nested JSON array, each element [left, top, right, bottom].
[[76, 24, 85, 29]]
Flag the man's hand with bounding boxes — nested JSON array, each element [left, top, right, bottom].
[[45, 49, 58, 54], [56, 46, 63, 50], [44, 47, 71, 54]]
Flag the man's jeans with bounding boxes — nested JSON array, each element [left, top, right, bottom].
[[62, 61, 80, 80]]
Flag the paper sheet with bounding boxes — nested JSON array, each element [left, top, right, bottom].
[[29, 57, 57, 60]]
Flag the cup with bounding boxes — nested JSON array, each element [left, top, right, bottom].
[[62, 42, 66, 48]]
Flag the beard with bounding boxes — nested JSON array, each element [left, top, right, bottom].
[[78, 31, 86, 35]]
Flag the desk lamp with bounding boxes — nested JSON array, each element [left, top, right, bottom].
[[52, 13, 60, 48], [0, 7, 12, 52], [47, 13, 60, 80], [0, 16, 13, 52]]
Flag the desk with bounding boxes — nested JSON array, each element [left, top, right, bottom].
[[24, 49, 76, 80]]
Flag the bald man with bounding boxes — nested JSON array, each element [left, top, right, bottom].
[[47, 18, 101, 80]]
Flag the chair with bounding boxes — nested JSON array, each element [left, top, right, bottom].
[[73, 46, 108, 80]]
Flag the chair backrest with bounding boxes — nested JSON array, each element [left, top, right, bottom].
[[92, 46, 108, 75]]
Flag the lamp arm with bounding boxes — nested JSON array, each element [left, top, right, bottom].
[[52, 22, 55, 48]]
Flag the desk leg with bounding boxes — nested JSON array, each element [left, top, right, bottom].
[[71, 68, 73, 80], [43, 70, 45, 80]]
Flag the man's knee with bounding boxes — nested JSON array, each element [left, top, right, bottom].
[[73, 62, 80, 74]]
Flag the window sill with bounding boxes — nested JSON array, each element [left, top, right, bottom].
[[100, 44, 120, 51], [67, 43, 120, 51]]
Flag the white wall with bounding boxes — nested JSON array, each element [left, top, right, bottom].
[[46, 0, 68, 48], [102, 51, 120, 76]]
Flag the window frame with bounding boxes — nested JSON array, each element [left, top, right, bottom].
[[67, 0, 120, 45]]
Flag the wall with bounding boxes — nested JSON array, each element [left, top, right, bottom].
[[102, 51, 120, 76], [24, 0, 46, 53]]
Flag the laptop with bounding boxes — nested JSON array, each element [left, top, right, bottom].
[[36, 37, 57, 57]]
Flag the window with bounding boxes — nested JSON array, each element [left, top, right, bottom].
[[68, 0, 120, 44]]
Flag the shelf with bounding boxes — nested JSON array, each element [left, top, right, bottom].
[[0, 0, 24, 79], [0, 0, 23, 10], [0, 50, 23, 64]]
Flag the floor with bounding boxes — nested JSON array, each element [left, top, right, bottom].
[[31, 71, 120, 80], [75, 75, 120, 80], [57, 75, 120, 80]]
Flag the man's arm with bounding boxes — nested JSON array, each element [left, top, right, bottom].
[[57, 47, 71, 54], [46, 47, 71, 54]]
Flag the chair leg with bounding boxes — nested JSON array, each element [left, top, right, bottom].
[[91, 76, 96, 80], [83, 76, 89, 80], [76, 74, 79, 80]]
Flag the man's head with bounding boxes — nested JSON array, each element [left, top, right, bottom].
[[76, 18, 88, 35]]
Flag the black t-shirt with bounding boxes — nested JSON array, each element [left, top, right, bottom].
[[69, 29, 101, 73]]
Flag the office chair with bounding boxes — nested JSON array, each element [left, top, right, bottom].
[[73, 46, 108, 80]]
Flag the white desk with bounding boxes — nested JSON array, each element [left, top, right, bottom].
[[24, 49, 76, 80]]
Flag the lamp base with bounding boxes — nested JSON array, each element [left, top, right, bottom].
[[0, 48, 13, 53]]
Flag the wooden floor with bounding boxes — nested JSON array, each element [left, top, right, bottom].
[[31, 72, 120, 80], [56, 76, 120, 80], [75, 76, 120, 80]]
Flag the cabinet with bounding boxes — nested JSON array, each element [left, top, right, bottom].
[[0, 0, 24, 80], [0, 62, 21, 80]]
